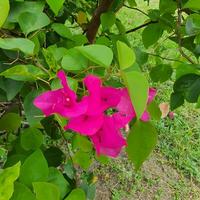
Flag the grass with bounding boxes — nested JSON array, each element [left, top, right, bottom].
[[95, 0, 200, 199]]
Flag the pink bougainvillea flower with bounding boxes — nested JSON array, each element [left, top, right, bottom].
[[90, 115, 127, 157], [34, 70, 87, 118]]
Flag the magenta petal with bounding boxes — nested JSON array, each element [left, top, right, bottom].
[[140, 111, 150, 121], [100, 87, 121, 110], [90, 116, 127, 157], [65, 114, 104, 135], [148, 88, 157, 104]]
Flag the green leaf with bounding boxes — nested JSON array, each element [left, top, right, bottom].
[[142, 23, 163, 48], [48, 167, 71, 199], [19, 150, 49, 187], [0, 79, 24, 101], [159, 0, 177, 14], [52, 23, 72, 39], [0, 162, 21, 200], [100, 11, 116, 30], [170, 92, 184, 110], [0, 0, 10, 27], [116, 41, 136, 70], [46, 0, 65, 16], [0, 113, 21, 132], [0, 38, 35, 55], [61, 48, 88, 71], [33, 182, 60, 200], [65, 188, 86, 200], [24, 90, 43, 127], [134, 47, 148, 66], [44, 147, 65, 167], [20, 128, 44, 151], [147, 101, 161, 120], [18, 12, 50, 36], [7, 1, 45, 23], [72, 135, 93, 153], [126, 121, 157, 170], [0, 65, 45, 81], [72, 151, 92, 171], [186, 14, 200, 36], [64, 161, 75, 180], [76, 45, 113, 67], [10, 182, 37, 200], [184, 0, 200, 10], [150, 64, 173, 83], [127, 0, 137, 7], [123, 71, 149, 118]]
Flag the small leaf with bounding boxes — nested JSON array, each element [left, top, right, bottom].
[[127, 0, 137, 7], [52, 23, 72, 39], [0, 65, 45, 81], [72, 151, 92, 171], [159, 0, 177, 14], [61, 48, 88, 71], [0, 162, 21, 200], [18, 12, 50, 36], [186, 14, 200, 36], [147, 101, 162, 120], [126, 121, 157, 170], [123, 71, 149, 119], [48, 167, 71, 199], [77, 11, 87, 25], [46, 0, 65, 16], [19, 150, 49, 187], [116, 41, 136, 70], [170, 92, 184, 110], [0, 38, 35, 55], [20, 128, 44, 151], [76, 45, 113, 67], [100, 11, 116, 30], [184, 0, 200, 10], [10, 182, 37, 200], [0, 113, 21, 132], [64, 188, 86, 200], [0, 0, 10, 28], [150, 64, 173, 83], [33, 182, 60, 200], [142, 24, 163, 48], [44, 147, 65, 167]]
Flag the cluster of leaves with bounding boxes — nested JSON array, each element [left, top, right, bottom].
[[0, 0, 200, 199]]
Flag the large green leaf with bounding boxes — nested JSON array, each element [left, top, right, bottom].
[[64, 188, 86, 200], [46, 0, 65, 16], [48, 167, 71, 199], [7, 1, 45, 23], [170, 92, 184, 110], [61, 48, 88, 71], [0, 65, 45, 81], [126, 121, 157, 170], [150, 64, 173, 83], [52, 23, 72, 39], [0, 113, 21, 132], [19, 150, 49, 187], [33, 182, 60, 200], [76, 45, 113, 67], [142, 23, 163, 48], [18, 12, 50, 36], [0, 38, 35, 55], [10, 182, 37, 200], [123, 71, 149, 119], [20, 128, 44, 151], [0, 162, 21, 200], [116, 41, 136, 70], [100, 11, 116, 30], [0, 0, 10, 27], [184, 0, 200, 10], [159, 0, 176, 13]]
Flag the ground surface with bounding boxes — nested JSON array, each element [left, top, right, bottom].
[[94, 0, 200, 199]]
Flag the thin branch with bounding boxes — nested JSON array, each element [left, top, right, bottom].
[[176, 0, 195, 64], [123, 4, 149, 17], [125, 20, 158, 34], [148, 53, 184, 63]]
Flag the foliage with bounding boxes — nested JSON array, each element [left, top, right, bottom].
[[0, 0, 200, 199]]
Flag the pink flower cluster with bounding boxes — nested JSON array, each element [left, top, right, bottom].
[[34, 71, 156, 157]]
